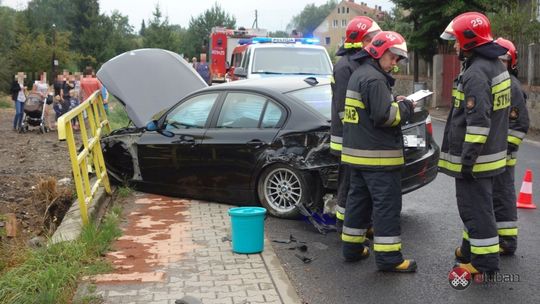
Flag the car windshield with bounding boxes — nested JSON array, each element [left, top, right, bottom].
[[286, 84, 332, 120], [251, 47, 332, 75]]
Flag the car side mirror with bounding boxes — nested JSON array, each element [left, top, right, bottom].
[[145, 120, 159, 131], [234, 67, 247, 78], [145, 120, 174, 137]]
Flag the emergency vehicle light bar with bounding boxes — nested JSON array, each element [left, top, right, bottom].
[[238, 37, 320, 45]]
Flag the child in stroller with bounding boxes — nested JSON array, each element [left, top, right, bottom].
[[20, 84, 48, 133]]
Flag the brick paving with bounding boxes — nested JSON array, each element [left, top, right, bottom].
[[76, 192, 300, 304]]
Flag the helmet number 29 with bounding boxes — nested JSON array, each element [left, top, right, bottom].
[[471, 18, 483, 28]]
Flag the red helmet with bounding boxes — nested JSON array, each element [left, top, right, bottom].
[[365, 31, 408, 60], [450, 12, 493, 50], [345, 16, 381, 49], [495, 37, 517, 69]]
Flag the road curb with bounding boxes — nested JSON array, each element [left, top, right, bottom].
[[261, 239, 303, 304], [50, 181, 112, 244]]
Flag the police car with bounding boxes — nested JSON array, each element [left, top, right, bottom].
[[228, 37, 333, 81]]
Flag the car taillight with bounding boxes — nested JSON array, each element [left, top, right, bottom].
[[425, 115, 433, 136]]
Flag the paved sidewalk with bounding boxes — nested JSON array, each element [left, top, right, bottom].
[[76, 192, 301, 304]]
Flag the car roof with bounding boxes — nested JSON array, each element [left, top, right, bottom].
[[208, 76, 331, 94]]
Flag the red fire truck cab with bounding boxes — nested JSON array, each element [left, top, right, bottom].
[[209, 27, 267, 83]]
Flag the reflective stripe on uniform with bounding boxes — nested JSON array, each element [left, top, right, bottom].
[[331, 135, 343, 144], [492, 71, 510, 87], [342, 147, 404, 166], [492, 72, 511, 111], [492, 78, 511, 94], [462, 230, 469, 240], [508, 129, 525, 146], [438, 151, 506, 173], [452, 88, 464, 108], [506, 152, 518, 166], [497, 221, 518, 236], [330, 142, 343, 151], [345, 97, 365, 109], [464, 134, 487, 144], [344, 42, 363, 49], [382, 102, 401, 127], [346, 90, 362, 100], [469, 236, 499, 255], [373, 236, 402, 252], [336, 206, 346, 220], [342, 226, 367, 243], [466, 126, 490, 136]]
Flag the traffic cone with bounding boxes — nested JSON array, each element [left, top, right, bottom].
[[517, 169, 536, 209]]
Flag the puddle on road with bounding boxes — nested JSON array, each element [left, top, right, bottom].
[[89, 194, 200, 284]]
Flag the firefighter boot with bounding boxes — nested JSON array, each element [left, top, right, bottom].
[[344, 247, 370, 262], [454, 247, 471, 263], [379, 259, 417, 273], [454, 262, 480, 275], [499, 239, 516, 256]]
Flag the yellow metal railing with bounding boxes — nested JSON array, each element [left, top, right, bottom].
[[57, 90, 112, 225]]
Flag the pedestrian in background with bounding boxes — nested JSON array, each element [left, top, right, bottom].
[[341, 31, 416, 272], [331, 16, 381, 235], [80, 66, 102, 102], [195, 54, 211, 85], [10, 77, 26, 131], [439, 12, 510, 275]]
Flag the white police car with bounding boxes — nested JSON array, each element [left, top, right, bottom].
[[229, 37, 333, 81]]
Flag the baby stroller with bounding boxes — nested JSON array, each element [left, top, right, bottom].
[[20, 93, 48, 133]]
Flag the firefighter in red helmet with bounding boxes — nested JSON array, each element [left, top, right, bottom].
[[341, 31, 417, 272], [489, 37, 529, 256], [439, 12, 511, 274], [331, 16, 381, 235]]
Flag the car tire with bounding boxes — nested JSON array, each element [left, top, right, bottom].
[[257, 164, 310, 219]]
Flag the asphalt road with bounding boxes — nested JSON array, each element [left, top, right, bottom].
[[266, 119, 540, 304]]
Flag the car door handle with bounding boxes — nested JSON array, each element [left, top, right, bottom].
[[247, 139, 266, 148], [172, 139, 196, 145]]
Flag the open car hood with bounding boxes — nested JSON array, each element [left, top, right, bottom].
[[97, 48, 208, 128]]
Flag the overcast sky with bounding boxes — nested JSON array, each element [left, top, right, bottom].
[[2, 0, 393, 31]]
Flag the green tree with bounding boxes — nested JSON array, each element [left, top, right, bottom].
[[142, 5, 181, 51], [268, 30, 290, 38], [184, 3, 236, 58], [287, 0, 337, 37], [490, 1, 540, 45]]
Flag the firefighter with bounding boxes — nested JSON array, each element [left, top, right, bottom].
[[438, 12, 511, 274], [491, 38, 529, 255], [341, 31, 417, 272], [331, 16, 381, 233]]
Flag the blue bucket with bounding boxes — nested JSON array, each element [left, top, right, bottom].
[[228, 207, 267, 254]]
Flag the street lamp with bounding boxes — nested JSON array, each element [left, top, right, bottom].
[[51, 23, 58, 85]]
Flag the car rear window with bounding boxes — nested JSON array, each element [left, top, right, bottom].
[[286, 84, 332, 120], [251, 47, 332, 75]]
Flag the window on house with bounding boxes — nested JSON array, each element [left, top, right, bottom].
[[325, 37, 331, 45], [347, 7, 349, 13], [337, 7, 340, 14], [342, 19, 347, 27], [333, 20, 338, 28]]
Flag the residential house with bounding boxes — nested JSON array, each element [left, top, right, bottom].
[[313, 0, 386, 53]]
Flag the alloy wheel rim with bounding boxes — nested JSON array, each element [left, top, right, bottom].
[[264, 168, 302, 213]]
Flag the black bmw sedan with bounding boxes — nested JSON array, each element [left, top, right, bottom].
[[98, 49, 439, 219]]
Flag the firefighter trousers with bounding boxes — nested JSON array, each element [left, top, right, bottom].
[[342, 168, 403, 269], [335, 163, 350, 232], [456, 177, 499, 273], [493, 166, 518, 253]]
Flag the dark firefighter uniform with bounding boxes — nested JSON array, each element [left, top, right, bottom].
[[330, 46, 361, 228], [493, 73, 529, 254], [439, 54, 511, 273], [341, 54, 414, 269]]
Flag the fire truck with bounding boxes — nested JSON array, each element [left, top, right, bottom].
[[209, 27, 267, 83]]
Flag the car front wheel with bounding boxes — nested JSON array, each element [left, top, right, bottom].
[[257, 164, 309, 219]]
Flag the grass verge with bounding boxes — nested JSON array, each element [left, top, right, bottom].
[[0, 205, 123, 304], [107, 98, 130, 130], [0, 95, 12, 109]]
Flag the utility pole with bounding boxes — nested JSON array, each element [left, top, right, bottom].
[[252, 10, 258, 29], [51, 23, 58, 85]]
